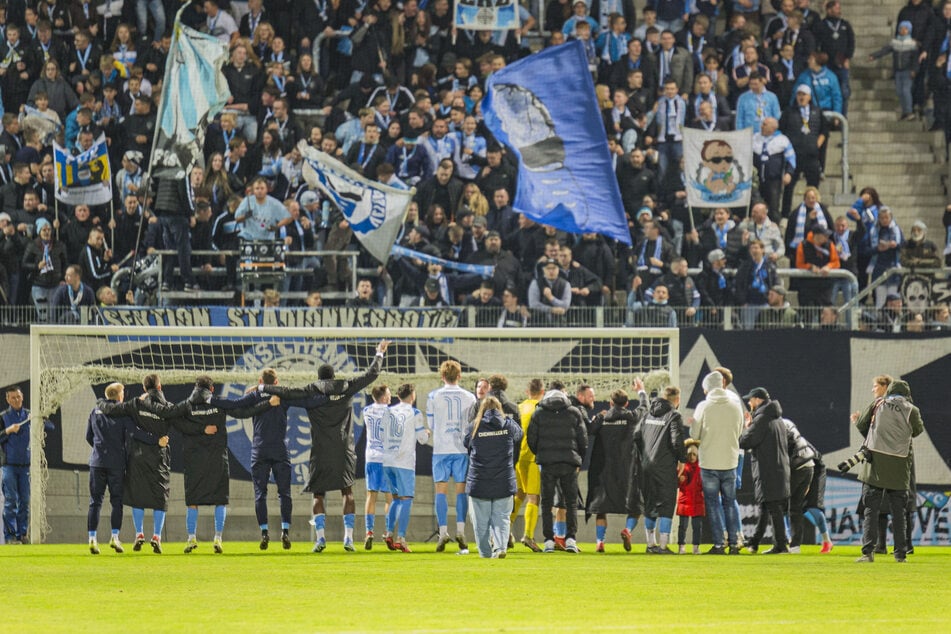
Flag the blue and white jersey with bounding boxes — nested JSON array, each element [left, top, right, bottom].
[[427, 384, 477, 455], [360, 402, 389, 463], [383, 402, 427, 470]]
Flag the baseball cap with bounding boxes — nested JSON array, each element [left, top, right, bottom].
[[796, 84, 812, 96], [472, 215, 488, 228], [707, 249, 726, 263], [742, 387, 770, 401]]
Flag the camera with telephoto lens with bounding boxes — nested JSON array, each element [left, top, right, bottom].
[[837, 447, 872, 474]]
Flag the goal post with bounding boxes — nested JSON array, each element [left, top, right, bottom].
[[29, 325, 679, 543]]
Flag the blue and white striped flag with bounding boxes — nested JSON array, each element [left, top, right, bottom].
[[299, 142, 414, 264], [151, 8, 231, 179]]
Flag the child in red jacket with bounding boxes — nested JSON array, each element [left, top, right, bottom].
[[677, 440, 705, 554]]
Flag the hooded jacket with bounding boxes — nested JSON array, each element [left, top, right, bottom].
[[739, 399, 790, 503], [783, 418, 817, 471], [585, 399, 644, 517], [855, 379, 924, 491], [262, 353, 383, 492], [690, 372, 745, 471], [464, 409, 522, 500], [526, 390, 588, 468], [639, 396, 686, 518]]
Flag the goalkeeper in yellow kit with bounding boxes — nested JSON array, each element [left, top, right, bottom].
[[511, 378, 545, 552]]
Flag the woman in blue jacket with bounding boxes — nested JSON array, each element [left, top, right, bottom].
[[464, 396, 523, 559]]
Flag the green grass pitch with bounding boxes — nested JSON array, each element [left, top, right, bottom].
[[3, 543, 950, 632]]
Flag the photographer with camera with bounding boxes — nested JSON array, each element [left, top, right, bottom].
[[848, 378, 924, 563]]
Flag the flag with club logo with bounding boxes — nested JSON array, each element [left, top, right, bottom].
[[454, 0, 520, 31], [299, 142, 414, 264], [151, 7, 231, 179], [481, 41, 631, 245], [53, 134, 112, 206], [683, 128, 754, 208]]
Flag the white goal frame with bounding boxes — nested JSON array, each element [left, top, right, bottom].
[[29, 325, 678, 543]]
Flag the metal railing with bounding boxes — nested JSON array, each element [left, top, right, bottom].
[[154, 249, 360, 303], [823, 111, 851, 201]]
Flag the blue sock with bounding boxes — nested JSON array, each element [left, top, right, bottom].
[[397, 499, 413, 538], [366, 514, 375, 533], [596, 525, 606, 541], [386, 500, 399, 532], [111, 529, 119, 537], [644, 517, 656, 531], [132, 508, 144, 535], [153, 510, 166, 537], [88, 530, 96, 539], [625, 516, 637, 531], [343, 513, 355, 529], [658, 517, 672, 534], [784, 515, 791, 540], [186, 507, 198, 536], [555, 521, 566, 537], [260, 523, 269, 531], [214, 505, 226, 534], [280, 522, 290, 530], [435, 492, 448, 529], [455, 494, 468, 524], [314, 514, 326, 530], [805, 508, 828, 533]]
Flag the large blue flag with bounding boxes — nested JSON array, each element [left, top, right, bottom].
[[482, 41, 631, 245]]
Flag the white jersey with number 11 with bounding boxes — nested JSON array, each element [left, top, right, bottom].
[[427, 384, 477, 455]]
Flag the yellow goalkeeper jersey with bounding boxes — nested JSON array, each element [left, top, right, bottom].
[[517, 398, 540, 464]]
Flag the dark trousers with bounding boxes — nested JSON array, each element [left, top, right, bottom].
[[87, 466, 124, 533], [760, 178, 783, 223], [252, 458, 293, 527], [677, 515, 703, 546], [160, 215, 193, 288], [782, 156, 821, 217], [862, 483, 907, 558], [788, 465, 813, 548], [540, 463, 578, 540], [750, 499, 788, 548]]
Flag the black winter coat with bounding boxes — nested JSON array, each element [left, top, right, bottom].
[[639, 397, 685, 519], [264, 354, 383, 492], [97, 390, 190, 511], [739, 399, 790, 503], [586, 398, 645, 516], [526, 391, 588, 468], [174, 387, 270, 506]]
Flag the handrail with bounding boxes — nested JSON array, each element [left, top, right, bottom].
[[823, 111, 850, 197]]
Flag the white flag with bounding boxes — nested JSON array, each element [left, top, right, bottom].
[[683, 128, 754, 208], [299, 142, 414, 264], [151, 8, 231, 179]]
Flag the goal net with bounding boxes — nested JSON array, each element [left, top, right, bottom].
[[29, 325, 678, 543]]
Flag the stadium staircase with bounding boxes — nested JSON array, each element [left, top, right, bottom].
[[830, 0, 948, 231]]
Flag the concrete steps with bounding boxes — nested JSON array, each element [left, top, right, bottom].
[[837, 0, 947, 232]]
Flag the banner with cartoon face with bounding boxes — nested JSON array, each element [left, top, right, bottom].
[[683, 128, 753, 208]]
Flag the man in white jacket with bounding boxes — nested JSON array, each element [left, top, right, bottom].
[[690, 371, 745, 554]]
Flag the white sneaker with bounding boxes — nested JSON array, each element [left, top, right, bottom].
[[543, 539, 555, 553], [213, 537, 223, 554], [89, 538, 99, 555], [108, 535, 124, 553], [693, 546, 701, 555], [678, 545, 686, 555], [789, 546, 801, 554], [565, 538, 579, 553]]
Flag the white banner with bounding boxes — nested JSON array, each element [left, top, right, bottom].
[[683, 128, 753, 208], [299, 142, 413, 264], [454, 0, 520, 31]]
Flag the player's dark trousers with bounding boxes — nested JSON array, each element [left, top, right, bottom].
[[540, 463, 578, 540], [862, 483, 907, 558], [749, 499, 788, 548], [252, 458, 293, 526], [788, 465, 813, 548], [88, 467, 125, 532]]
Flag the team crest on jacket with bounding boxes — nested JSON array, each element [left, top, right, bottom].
[[219, 342, 359, 485]]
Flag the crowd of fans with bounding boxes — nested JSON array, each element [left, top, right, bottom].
[[0, 0, 948, 331]]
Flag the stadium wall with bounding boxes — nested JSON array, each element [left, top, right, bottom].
[[2, 330, 949, 545]]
